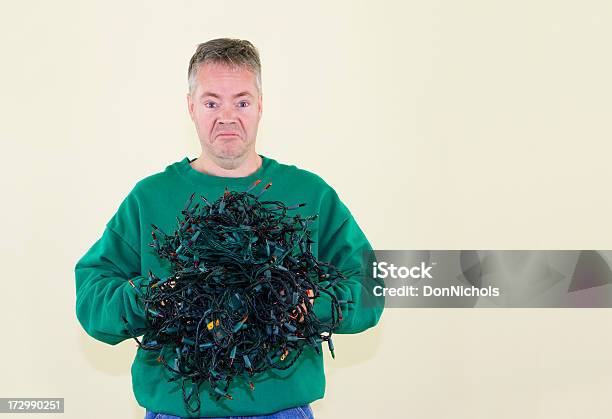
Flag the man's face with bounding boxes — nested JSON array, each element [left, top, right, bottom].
[[187, 63, 262, 164]]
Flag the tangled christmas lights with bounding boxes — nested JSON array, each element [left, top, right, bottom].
[[121, 180, 352, 415]]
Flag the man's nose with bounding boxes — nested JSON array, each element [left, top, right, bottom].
[[218, 119, 238, 127], [219, 106, 238, 121]]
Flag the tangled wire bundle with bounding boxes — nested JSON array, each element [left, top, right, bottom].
[[121, 180, 352, 415]]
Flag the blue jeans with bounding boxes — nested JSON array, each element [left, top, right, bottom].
[[144, 404, 314, 419]]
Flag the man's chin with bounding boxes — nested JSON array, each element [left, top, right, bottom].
[[214, 147, 247, 162]]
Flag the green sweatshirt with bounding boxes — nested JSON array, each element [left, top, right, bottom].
[[74, 154, 384, 418]]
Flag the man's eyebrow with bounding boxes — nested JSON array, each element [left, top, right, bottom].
[[199, 91, 254, 99]]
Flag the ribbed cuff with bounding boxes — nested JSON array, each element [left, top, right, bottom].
[[125, 274, 150, 328], [312, 291, 333, 324]]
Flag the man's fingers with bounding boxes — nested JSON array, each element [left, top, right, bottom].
[[282, 289, 315, 322]]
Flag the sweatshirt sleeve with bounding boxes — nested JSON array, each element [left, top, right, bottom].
[[311, 186, 385, 334], [75, 189, 150, 345]]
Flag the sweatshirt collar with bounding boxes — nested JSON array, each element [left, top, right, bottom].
[[175, 154, 274, 188]]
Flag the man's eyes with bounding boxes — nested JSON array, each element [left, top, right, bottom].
[[203, 101, 250, 108]]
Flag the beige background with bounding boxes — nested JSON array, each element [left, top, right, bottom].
[[2, 0, 612, 418]]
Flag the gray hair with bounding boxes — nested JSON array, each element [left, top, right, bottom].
[[187, 38, 262, 97]]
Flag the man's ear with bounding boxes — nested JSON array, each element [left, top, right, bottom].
[[258, 93, 263, 120], [186, 92, 195, 121]]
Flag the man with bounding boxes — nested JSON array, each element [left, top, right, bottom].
[[75, 38, 384, 419]]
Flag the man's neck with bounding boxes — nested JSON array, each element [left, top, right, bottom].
[[190, 152, 262, 178]]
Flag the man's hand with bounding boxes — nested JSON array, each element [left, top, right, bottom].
[[281, 289, 314, 323], [302, 288, 315, 322]]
